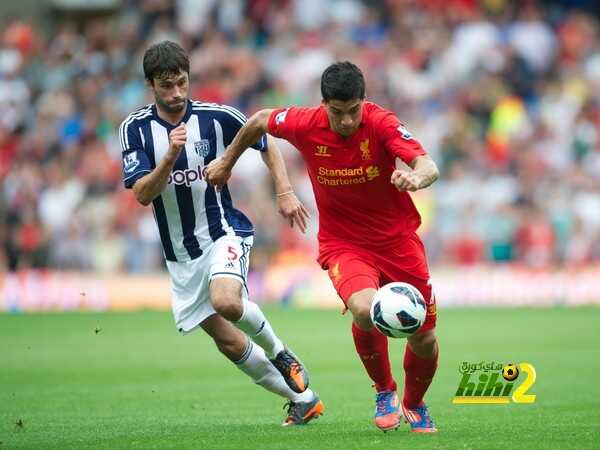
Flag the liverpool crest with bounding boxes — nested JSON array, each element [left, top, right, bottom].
[[360, 139, 371, 160]]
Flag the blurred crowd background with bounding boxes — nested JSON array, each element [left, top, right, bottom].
[[2, 0, 600, 274]]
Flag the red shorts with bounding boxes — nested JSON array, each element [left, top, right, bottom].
[[324, 233, 437, 333]]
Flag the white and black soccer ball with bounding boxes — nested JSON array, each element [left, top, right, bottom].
[[370, 282, 427, 338]]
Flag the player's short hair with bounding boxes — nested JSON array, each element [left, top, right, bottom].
[[143, 40, 190, 83], [321, 61, 366, 102]]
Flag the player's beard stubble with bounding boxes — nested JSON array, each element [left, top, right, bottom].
[[155, 92, 187, 115]]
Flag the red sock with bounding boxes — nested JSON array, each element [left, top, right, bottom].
[[351, 323, 396, 392], [403, 344, 438, 408]]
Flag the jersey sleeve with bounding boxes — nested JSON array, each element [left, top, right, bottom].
[[218, 106, 267, 151], [267, 107, 300, 144], [379, 113, 426, 164], [120, 118, 152, 189]]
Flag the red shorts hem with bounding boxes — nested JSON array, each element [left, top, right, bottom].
[[337, 274, 378, 305]]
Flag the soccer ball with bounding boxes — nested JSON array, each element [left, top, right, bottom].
[[369, 282, 427, 338], [502, 364, 519, 381]]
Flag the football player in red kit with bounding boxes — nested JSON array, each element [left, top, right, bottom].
[[205, 61, 440, 433]]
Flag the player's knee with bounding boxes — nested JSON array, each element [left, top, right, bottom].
[[210, 281, 244, 322], [347, 288, 376, 329], [213, 296, 243, 321], [408, 330, 438, 358], [349, 301, 372, 329]]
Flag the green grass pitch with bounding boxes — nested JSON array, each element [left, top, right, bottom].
[[1, 306, 599, 449]]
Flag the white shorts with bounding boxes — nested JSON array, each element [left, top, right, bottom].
[[165, 235, 253, 334]]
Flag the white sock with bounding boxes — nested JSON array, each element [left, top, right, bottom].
[[234, 340, 314, 403], [234, 300, 284, 359]]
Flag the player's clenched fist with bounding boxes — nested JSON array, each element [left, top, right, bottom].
[[168, 123, 187, 156], [391, 169, 420, 192], [205, 156, 232, 191]]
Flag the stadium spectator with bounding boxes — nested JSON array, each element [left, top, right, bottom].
[[0, 0, 599, 272]]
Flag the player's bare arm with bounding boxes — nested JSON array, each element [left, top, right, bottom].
[[260, 136, 310, 233], [391, 154, 439, 192], [205, 109, 274, 189], [132, 123, 187, 205]]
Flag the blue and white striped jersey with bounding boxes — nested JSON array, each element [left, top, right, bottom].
[[119, 100, 267, 262]]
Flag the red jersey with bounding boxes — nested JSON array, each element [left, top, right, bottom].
[[267, 102, 427, 266]]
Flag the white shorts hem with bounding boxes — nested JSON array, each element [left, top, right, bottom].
[[210, 272, 245, 283], [176, 309, 217, 335]]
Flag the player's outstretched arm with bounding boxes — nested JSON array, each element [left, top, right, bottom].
[[205, 109, 274, 189], [391, 154, 439, 192], [260, 136, 310, 233], [133, 123, 187, 206]]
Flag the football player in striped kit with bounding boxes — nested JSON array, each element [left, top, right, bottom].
[[120, 41, 323, 426]]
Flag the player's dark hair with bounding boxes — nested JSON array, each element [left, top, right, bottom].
[[321, 61, 366, 102], [143, 40, 190, 83]]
